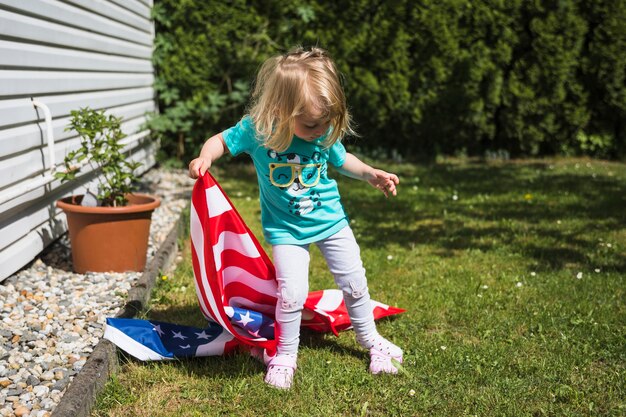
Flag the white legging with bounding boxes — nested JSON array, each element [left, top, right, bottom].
[[272, 226, 377, 355]]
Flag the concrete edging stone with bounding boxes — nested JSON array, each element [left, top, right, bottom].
[[51, 207, 187, 417]]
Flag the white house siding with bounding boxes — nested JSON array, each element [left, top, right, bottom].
[[0, 0, 158, 281]]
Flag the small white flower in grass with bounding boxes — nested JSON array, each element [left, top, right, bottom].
[[440, 345, 447, 350], [246, 196, 251, 201], [530, 272, 536, 277], [481, 285, 488, 290], [595, 268, 601, 273], [412, 185, 418, 191], [409, 389, 416, 397], [557, 220, 562, 225], [576, 272, 583, 279], [477, 294, 483, 298], [387, 255, 393, 261], [607, 243, 612, 248], [452, 194, 458, 201], [516, 282, 523, 288]]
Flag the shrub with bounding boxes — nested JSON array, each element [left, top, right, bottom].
[[150, 0, 625, 161]]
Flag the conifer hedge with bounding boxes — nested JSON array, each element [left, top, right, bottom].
[[149, 0, 625, 162]]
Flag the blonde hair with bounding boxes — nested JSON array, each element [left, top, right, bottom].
[[249, 46, 354, 152]]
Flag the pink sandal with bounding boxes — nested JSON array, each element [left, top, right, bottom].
[[369, 347, 403, 374], [264, 354, 297, 389]]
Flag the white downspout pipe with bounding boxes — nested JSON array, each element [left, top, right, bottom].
[[31, 99, 55, 173]]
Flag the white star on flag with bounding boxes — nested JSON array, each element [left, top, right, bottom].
[[172, 331, 188, 340], [195, 331, 211, 340], [236, 311, 255, 327], [153, 324, 164, 336]]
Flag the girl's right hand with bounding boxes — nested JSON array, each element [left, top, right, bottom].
[[188, 157, 211, 179]]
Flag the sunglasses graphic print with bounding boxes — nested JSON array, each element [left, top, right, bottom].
[[269, 163, 322, 188]]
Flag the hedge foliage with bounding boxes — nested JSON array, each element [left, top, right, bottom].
[[149, 0, 625, 162]]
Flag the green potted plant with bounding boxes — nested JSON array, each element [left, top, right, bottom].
[[55, 107, 160, 273]]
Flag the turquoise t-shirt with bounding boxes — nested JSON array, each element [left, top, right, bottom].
[[222, 116, 349, 245]]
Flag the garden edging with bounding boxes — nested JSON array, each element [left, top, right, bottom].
[[50, 204, 187, 417]]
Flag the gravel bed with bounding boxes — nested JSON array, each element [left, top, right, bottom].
[[0, 168, 194, 417]]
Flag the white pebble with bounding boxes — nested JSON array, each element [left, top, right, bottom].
[[33, 385, 49, 397], [40, 372, 54, 382]]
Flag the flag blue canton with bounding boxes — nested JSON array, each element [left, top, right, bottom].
[[106, 318, 227, 359], [226, 307, 275, 339]]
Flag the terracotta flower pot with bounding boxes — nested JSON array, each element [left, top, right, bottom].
[[56, 194, 161, 273]]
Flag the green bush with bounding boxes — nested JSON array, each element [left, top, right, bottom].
[[150, 0, 625, 162]]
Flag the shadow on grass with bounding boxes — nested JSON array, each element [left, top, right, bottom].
[[116, 346, 267, 380], [341, 161, 626, 272]]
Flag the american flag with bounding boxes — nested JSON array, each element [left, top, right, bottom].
[[104, 173, 404, 361]]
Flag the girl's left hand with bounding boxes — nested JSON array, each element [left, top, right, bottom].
[[368, 169, 399, 197]]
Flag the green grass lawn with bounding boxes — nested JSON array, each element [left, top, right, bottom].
[[93, 158, 625, 417]]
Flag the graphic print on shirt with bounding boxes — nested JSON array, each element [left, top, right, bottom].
[[267, 150, 323, 216]]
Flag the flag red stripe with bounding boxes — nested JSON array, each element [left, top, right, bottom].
[[222, 281, 278, 310], [216, 250, 273, 280], [207, 214, 250, 241]]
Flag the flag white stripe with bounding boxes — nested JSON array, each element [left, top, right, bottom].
[[189, 204, 213, 320], [213, 231, 261, 271], [222, 266, 278, 298], [206, 185, 232, 218], [371, 300, 390, 310], [103, 324, 171, 361], [314, 289, 343, 313], [190, 204, 231, 332]]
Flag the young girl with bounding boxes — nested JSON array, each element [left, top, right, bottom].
[[188, 46, 402, 389]]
